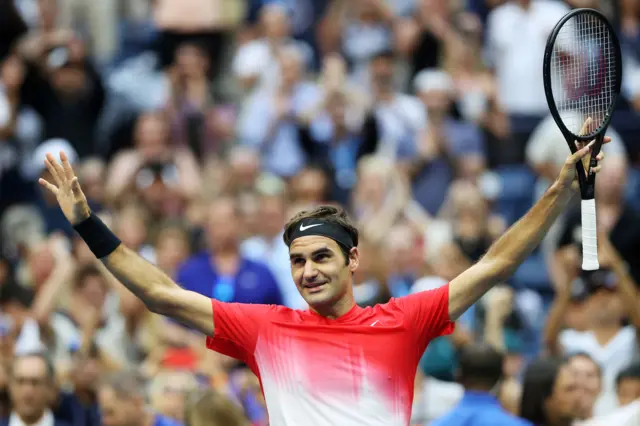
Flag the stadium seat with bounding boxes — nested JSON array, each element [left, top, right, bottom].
[[493, 165, 537, 225], [511, 251, 552, 293], [625, 167, 640, 211]]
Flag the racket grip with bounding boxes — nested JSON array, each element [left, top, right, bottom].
[[581, 199, 599, 271]]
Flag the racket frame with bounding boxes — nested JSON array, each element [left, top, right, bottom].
[[542, 8, 622, 270]]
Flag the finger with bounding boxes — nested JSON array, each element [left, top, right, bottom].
[[579, 117, 593, 136], [596, 152, 604, 161], [38, 178, 59, 195], [603, 136, 612, 144], [44, 155, 62, 185], [60, 151, 75, 181], [70, 176, 85, 199], [570, 139, 596, 162], [591, 165, 602, 174], [49, 151, 67, 182]]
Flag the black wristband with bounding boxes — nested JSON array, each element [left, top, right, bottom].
[[72, 213, 121, 258]]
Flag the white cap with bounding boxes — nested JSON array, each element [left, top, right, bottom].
[[30, 138, 78, 178], [413, 69, 454, 94]]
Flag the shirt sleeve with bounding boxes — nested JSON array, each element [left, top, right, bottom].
[[396, 283, 455, 355], [205, 300, 278, 365]]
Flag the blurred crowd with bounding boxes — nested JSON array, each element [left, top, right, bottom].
[[0, 0, 639, 425]]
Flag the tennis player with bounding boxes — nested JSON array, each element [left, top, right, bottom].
[[39, 138, 607, 426]]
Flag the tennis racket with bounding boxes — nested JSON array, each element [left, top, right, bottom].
[[543, 8, 622, 271]]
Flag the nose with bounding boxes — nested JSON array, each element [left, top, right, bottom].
[[302, 260, 318, 282]]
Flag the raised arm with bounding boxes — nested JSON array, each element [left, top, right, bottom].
[[448, 135, 608, 320], [38, 152, 214, 336]]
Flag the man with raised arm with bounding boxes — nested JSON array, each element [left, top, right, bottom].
[[39, 131, 607, 426]]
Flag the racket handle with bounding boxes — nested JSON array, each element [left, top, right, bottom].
[[581, 199, 599, 271]]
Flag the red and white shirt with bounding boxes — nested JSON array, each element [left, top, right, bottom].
[[206, 284, 454, 426]]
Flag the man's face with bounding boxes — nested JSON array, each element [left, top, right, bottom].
[[9, 357, 52, 423], [98, 387, 141, 426], [206, 200, 239, 252], [370, 57, 394, 91], [289, 236, 358, 309]]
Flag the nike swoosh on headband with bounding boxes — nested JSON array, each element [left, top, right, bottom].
[[299, 223, 323, 231]]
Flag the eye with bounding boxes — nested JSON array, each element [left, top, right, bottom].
[[314, 253, 330, 262], [291, 258, 305, 266]]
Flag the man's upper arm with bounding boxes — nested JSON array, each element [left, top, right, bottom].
[[397, 284, 454, 355], [163, 287, 215, 337], [448, 260, 500, 320]]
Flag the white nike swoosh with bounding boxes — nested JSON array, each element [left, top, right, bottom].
[[300, 223, 323, 231], [370, 320, 379, 327]]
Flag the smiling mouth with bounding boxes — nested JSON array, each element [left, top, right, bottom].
[[304, 282, 327, 293]]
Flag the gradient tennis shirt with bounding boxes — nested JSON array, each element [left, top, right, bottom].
[[206, 283, 454, 426]]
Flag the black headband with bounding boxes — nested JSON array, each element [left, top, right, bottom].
[[288, 219, 355, 249]]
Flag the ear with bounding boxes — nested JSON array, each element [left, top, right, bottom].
[[348, 247, 359, 273]]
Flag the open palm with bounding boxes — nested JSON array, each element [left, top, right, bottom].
[[39, 151, 91, 225]]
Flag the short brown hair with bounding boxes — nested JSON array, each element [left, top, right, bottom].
[[283, 205, 359, 261]]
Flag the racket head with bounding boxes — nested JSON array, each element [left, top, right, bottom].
[[543, 8, 622, 148]]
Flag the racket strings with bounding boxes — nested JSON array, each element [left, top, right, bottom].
[[550, 12, 617, 138]]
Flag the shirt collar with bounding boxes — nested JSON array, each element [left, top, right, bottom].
[[9, 409, 54, 426], [460, 390, 501, 406]]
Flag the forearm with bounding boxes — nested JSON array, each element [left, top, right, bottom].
[[483, 183, 574, 280], [543, 292, 571, 355], [611, 258, 640, 327], [484, 313, 506, 352], [101, 245, 180, 313]]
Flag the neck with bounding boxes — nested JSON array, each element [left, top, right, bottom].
[[311, 294, 355, 320], [547, 416, 572, 426], [141, 410, 154, 426], [16, 410, 46, 425], [375, 88, 394, 102], [591, 323, 622, 345], [517, 0, 531, 9], [212, 250, 240, 274]]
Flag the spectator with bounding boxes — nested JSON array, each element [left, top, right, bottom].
[[615, 364, 640, 407], [431, 343, 531, 426], [567, 352, 602, 421], [97, 370, 182, 426], [520, 357, 580, 426], [553, 156, 640, 286], [105, 112, 202, 216], [183, 388, 249, 426], [364, 50, 424, 160], [3, 352, 71, 426], [407, 69, 485, 215], [17, 31, 106, 158], [166, 41, 236, 158], [545, 233, 640, 415], [237, 44, 322, 177], [241, 190, 305, 309], [485, 0, 570, 164], [233, 2, 314, 92], [50, 263, 136, 370], [53, 342, 101, 426], [579, 365, 640, 425], [176, 197, 283, 306]]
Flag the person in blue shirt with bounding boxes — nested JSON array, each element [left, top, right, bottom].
[[98, 371, 183, 426], [176, 197, 284, 306], [432, 343, 532, 426]]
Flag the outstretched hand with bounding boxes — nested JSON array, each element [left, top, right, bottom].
[[38, 151, 91, 225], [556, 117, 611, 191]]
